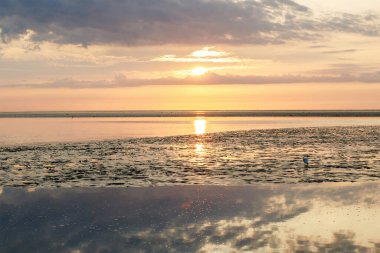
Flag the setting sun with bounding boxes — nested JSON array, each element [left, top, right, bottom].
[[192, 67, 208, 76]]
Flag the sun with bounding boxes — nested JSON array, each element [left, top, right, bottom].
[[192, 67, 208, 76]]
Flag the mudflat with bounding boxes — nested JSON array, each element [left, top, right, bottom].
[[1, 126, 379, 187]]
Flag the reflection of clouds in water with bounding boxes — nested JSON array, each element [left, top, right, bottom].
[[1, 183, 380, 252], [287, 231, 380, 253], [122, 218, 275, 252], [121, 217, 380, 252]]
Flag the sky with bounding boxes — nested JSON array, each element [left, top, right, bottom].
[[0, 0, 380, 111]]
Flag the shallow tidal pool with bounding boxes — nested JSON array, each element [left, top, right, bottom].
[[1, 182, 380, 252]]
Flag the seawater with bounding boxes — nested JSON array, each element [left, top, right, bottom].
[[0, 116, 380, 145], [2, 183, 380, 252]]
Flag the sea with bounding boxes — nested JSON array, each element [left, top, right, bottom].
[[0, 110, 380, 145]]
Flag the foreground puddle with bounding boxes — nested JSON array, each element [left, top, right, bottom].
[[1, 182, 380, 252]]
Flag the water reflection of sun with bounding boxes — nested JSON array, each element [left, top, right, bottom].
[[195, 143, 204, 154], [194, 119, 206, 135]]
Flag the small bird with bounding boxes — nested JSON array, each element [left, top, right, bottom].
[[303, 156, 309, 167]]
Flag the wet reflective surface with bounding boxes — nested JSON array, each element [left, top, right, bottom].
[[1, 126, 379, 187], [1, 183, 380, 252], [1, 117, 380, 145]]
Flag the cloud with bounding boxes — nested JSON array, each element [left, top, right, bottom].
[[0, 0, 379, 46], [322, 13, 380, 37], [188, 47, 229, 58], [151, 47, 249, 63], [151, 54, 243, 63], [311, 63, 379, 76], [309, 44, 328, 49], [322, 49, 358, 54], [3, 70, 380, 89]]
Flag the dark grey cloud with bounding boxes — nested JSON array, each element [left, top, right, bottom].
[[0, 0, 379, 46], [323, 13, 380, 37]]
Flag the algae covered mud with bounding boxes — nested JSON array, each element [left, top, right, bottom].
[[0, 126, 379, 187]]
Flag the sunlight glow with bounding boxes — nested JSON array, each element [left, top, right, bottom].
[[192, 67, 208, 76], [189, 47, 229, 58], [195, 143, 205, 154], [194, 119, 207, 135]]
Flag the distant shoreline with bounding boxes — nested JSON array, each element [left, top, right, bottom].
[[1, 110, 380, 118]]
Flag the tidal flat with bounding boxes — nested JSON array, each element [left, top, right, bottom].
[[0, 126, 379, 187]]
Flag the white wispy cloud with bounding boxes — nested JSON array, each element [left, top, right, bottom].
[[151, 54, 242, 63], [188, 47, 230, 58], [151, 47, 258, 63], [3, 70, 380, 89]]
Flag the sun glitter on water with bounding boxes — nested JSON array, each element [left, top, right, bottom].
[[195, 143, 205, 155], [192, 67, 208, 76]]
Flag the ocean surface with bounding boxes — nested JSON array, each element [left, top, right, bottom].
[[1, 116, 380, 145], [1, 110, 380, 118]]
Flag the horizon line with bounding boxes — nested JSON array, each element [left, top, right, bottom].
[[1, 109, 380, 118]]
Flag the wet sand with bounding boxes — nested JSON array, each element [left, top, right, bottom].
[[0, 126, 379, 187], [1, 182, 380, 252]]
